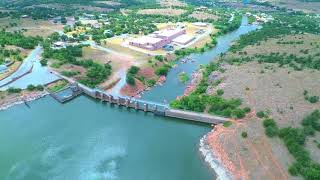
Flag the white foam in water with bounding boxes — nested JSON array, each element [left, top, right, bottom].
[[65, 128, 126, 180], [199, 135, 233, 180], [7, 127, 127, 180]]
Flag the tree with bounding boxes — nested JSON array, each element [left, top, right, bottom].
[[128, 66, 140, 75], [217, 89, 224, 96], [126, 74, 135, 85], [256, 111, 265, 118], [241, 131, 248, 138], [40, 59, 48, 66], [27, 84, 36, 91], [155, 66, 169, 76]]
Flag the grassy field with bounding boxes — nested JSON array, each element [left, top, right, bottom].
[[137, 8, 186, 16], [0, 17, 64, 37], [159, 0, 186, 7], [188, 11, 219, 21], [203, 32, 320, 179], [46, 80, 68, 93], [265, 0, 320, 13]]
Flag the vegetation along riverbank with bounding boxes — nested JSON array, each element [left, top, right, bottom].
[[171, 6, 320, 179]]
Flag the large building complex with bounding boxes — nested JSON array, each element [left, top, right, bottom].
[[129, 28, 191, 51], [129, 36, 167, 51]]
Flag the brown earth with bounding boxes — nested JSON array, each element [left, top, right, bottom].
[[188, 11, 219, 21], [229, 34, 320, 59], [137, 67, 156, 80], [263, 0, 320, 13], [205, 60, 320, 180], [0, 17, 64, 37], [120, 79, 145, 97], [159, 0, 187, 7], [137, 8, 186, 16]]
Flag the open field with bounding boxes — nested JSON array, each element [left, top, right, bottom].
[[137, 8, 186, 16], [102, 37, 151, 62], [94, 1, 122, 6], [227, 34, 320, 58], [264, 0, 320, 13], [206, 60, 320, 179], [188, 11, 219, 21], [0, 17, 64, 37], [221, 61, 320, 127], [72, 5, 112, 12], [159, 0, 186, 7], [82, 46, 149, 90], [203, 30, 320, 178]]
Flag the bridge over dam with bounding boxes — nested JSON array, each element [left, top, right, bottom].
[[49, 71, 228, 125], [77, 84, 228, 125]]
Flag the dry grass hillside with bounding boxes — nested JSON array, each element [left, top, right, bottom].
[[206, 33, 320, 179]]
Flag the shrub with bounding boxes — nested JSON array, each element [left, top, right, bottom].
[[7, 87, 22, 94], [223, 121, 232, 127], [126, 74, 135, 86], [146, 79, 156, 87], [27, 84, 36, 91], [256, 111, 265, 118], [36, 85, 44, 91], [243, 107, 251, 113], [263, 119, 278, 137], [241, 131, 248, 138], [232, 109, 246, 119], [40, 59, 48, 66], [308, 96, 319, 103], [61, 70, 80, 77], [155, 66, 169, 76], [217, 89, 224, 96], [155, 55, 164, 62], [128, 66, 140, 75]]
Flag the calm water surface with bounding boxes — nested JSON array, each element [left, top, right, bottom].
[[0, 17, 257, 180]]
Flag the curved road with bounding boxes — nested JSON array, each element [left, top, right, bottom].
[[0, 46, 60, 90]]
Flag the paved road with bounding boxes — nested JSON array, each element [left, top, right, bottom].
[[0, 46, 60, 90]]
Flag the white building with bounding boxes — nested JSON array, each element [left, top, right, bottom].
[[172, 34, 195, 45], [52, 41, 66, 49]]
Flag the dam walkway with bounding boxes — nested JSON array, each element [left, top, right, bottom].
[[50, 71, 228, 125]]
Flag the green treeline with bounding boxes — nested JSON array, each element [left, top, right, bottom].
[[170, 62, 249, 119], [0, 48, 23, 64], [226, 52, 320, 71], [230, 13, 320, 52], [0, 30, 41, 49], [263, 110, 320, 179], [42, 39, 111, 88]]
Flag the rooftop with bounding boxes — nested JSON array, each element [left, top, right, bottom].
[[153, 28, 184, 38], [131, 36, 163, 45], [172, 34, 195, 44]]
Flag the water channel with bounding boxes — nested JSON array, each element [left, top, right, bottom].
[[0, 17, 257, 180]]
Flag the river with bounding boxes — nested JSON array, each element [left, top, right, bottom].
[[0, 17, 257, 180]]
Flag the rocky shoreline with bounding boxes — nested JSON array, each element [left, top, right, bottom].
[[199, 132, 233, 180], [0, 91, 48, 111]]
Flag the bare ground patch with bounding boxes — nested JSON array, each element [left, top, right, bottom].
[[94, 1, 121, 6], [264, 0, 320, 13], [221, 61, 320, 127], [206, 61, 320, 179], [228, 34, 320, 59], [188, 11, 219, 21], [4, 18, 64, 37], [159, 0, 186, 7], [137, 8, 186, 16]]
